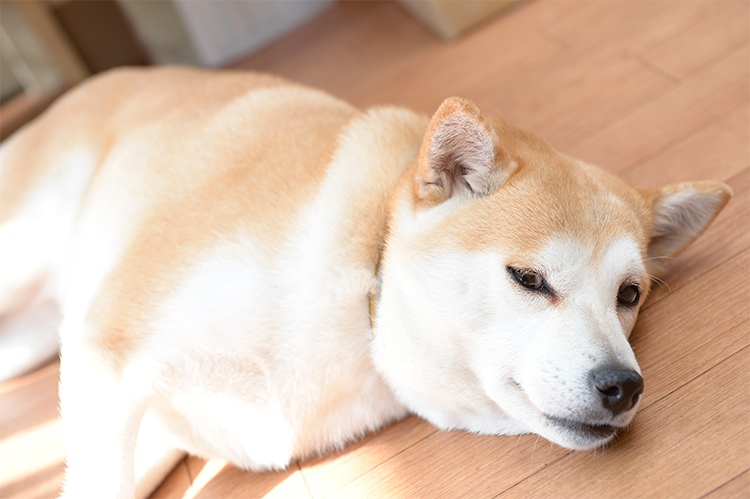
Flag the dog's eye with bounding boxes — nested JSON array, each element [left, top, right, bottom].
[[617, 284, 641, 307], [509, 267, 546, 292]]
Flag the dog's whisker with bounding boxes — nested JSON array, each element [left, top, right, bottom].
[[530, 434, 541, 470], [648, 273, 672, 293], [503, 434, 523, 467]]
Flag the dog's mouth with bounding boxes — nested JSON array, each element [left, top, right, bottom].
[[504, 378, 623, 449], [546, 415, 618, 441]]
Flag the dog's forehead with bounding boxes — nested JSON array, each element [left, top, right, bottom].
[[442, 147, 652, 264], [533, 235, 647, 290]]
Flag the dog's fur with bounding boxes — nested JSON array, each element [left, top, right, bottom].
[[0, 67, 731, 498]]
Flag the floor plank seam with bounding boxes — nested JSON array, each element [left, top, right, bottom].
[[315, 426, 440, 499], [617, 102, 750, 181], [641, 345, 750, 418], [489, 458, 552, 499], [633, 0, 735, 61], [491, 345, 750, 499], [183, 460, 194, 488], [726, 166, 750, 184], [632, 53, 681, 85], [296, 461, 315, 499], [537, 26, 571, 52], [698, 467, 750, 498], [640, 246, 750, 314], [680, 37, 750, 81], [564, 43, 750, 155]]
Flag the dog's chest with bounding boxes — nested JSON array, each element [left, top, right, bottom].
[[139, 237, 404, 466], [61, 217, 403, 468]]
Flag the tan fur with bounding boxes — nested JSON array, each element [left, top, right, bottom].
[[0, 68, 291, 223], [9, 68, 429, 370], [65, 70, 359, 367], [91, 102, 428, 368], [326, 109, 429, 269], [416, 118, 654, 265], [415, 98, 517, 204]]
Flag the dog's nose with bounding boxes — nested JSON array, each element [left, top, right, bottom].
[[591, 368, 644, 417]]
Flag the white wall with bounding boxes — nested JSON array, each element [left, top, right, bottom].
[[172, 0, 335, 67]]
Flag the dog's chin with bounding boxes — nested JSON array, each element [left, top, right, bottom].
[[500, 379, 628, 451], [543, 415, 619, 450]]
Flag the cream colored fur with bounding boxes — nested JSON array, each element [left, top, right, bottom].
[[0, 68, 731, 498]]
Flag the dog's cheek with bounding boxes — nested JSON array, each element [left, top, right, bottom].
[[618, 308, 640, 339]]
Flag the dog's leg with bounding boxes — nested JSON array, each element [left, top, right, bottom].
[[133, 410, 187, 499], [0, 221, 53, 311], [0, 294, 61, 381], [59, 351, 147, 499], [0, 220, 60, 381]]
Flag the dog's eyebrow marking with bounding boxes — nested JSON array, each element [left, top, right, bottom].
[[601, 238, 650, 289]]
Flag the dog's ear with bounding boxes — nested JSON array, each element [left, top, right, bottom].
[[416, 97, 517, 204], [644, 181, 732, 274]]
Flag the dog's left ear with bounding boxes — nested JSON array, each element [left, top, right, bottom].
[[645, 181, 732, 273], [416, 97, 517, 204]]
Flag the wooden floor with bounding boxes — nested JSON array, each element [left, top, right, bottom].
[[1, 1, 748, 498]]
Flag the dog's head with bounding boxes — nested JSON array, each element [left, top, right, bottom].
[[372, 97, 731, 450]]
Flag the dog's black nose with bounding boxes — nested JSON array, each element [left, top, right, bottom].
[[591, 368, 644, 417]]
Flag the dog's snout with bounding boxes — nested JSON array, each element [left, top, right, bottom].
[[591, 368, 644, 417]]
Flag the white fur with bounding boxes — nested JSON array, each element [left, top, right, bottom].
[[373, 229, 647, 450], [0, 147, 97, 380]]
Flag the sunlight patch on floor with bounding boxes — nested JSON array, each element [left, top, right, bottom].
[[180, 459, 227, 499], [0, 418, 65, 487]]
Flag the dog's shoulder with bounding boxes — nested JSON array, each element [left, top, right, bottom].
[[51, 69, 427, 372]]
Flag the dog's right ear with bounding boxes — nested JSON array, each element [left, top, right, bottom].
[[415, 97, 517, 205]]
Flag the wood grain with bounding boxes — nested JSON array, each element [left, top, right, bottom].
[[568, 45, 749, 172], [631, 250, 749, 409], [704, 469, 750, 499], [642, 169, 749, 304], [636, 2, 749, 80], [500, 348, 750, 499], [621, 108, 749, 187], [298, 415, 437, 498], [541, 1, 721, 54], [0, 360, 64, 498]]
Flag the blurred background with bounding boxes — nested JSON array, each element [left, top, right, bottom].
[[0, 0, 518, 140]]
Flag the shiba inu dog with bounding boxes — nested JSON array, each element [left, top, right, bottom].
[[0, 67, 731, 498]]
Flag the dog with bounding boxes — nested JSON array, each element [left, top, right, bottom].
[[0, 67, 731, 498]]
